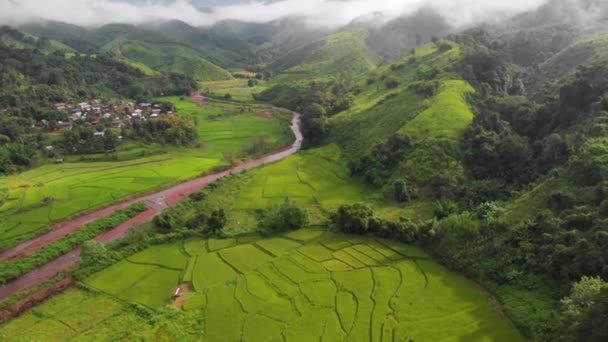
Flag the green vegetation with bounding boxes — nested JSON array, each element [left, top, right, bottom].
[[0, 231, 523, 341], [102, 38, 233, 81], [0, 202, 146, 285], [0, 96, 292, 249], [151, 145, 379, 237], [269, 29, 381, 83], [202, 79, 268, 102], [0, 287, 204, 340]]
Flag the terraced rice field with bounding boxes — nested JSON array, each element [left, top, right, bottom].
[[0, 97, 291, 250], [0, 230, 523, 341]]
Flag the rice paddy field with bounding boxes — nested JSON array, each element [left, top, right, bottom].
[[201, 79, 268, 102], [0, 229, 524, 341], [0, 97, 292, 250]]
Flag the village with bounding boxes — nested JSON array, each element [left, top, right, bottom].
[[44, 99, 175, 132]]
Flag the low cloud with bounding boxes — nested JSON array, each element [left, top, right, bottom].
[[0, 0, 552, 28]]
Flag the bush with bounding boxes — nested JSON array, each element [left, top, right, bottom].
[[259, 201, 308, 233], [333, 204, 373, 234], [434, 212, 480, 263], [207, 209, 227, 234], [393, 180, 413, 202], [433, 198, 460, 219], [408, 81, 439, 98], [547, 191, 576, 212], [384, 76, 400, 89]]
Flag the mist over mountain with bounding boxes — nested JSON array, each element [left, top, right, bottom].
[[1, 0, 550, 28]]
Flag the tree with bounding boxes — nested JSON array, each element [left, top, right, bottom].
[[81, 240, 113, 266], [153, 213, 175, 233], [333, 204, 374, 234], [562, 276, 608, 318], [568, 288, 608, 342], [208, 209, 227, 234], [259, 200, 308, 233], [393, 180, 412, 202]]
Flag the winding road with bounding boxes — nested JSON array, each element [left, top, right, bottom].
[[0, 109, 302, 301]]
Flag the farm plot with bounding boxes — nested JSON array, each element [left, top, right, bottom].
[[233, 144, 370, 210], [0, 96, 292, 250], [1, 231, 523, 341], [85, 243, 186, 308], [202, 79, 268, 102], [0, 289, 149, 341], [180, 230, 524, 341]]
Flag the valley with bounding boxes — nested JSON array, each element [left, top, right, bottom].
[[1, 0, 608, 341]]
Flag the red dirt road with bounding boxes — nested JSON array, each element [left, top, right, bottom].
[[0, 111, 302, 301]]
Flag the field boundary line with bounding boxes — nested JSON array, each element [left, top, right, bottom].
[[216, 251, 243, 275], [369, 267, 378, 342], [374, 239, 430, 260], [123, 258, 183, 271], [252, 243, 277, 258], [413, 260, 429, 289], [353, 245, 386, 265]]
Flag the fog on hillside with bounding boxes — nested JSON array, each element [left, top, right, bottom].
[[0, 0, 554, 28]]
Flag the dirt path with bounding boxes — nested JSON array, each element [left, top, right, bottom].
[[0, 107, 302, 302]]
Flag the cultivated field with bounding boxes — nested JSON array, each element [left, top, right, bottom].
[[201, 79, 268, 102], [0, 98, 292, 250], [0, 230, 524, 341]]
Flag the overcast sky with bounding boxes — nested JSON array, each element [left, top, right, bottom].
[[0, 0, 551, 28]]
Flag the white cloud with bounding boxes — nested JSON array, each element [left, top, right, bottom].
[[0, 0, 550, 28]]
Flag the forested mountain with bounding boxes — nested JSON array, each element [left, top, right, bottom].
[[20, 21, 238, 79]]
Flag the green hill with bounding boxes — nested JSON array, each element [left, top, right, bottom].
[[141, 20, 254, 68], [269, 29, 382, 83], [0, 26, 76, 53], [102, 37, 233, 81]]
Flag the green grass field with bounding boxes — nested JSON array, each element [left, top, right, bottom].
[[0, 230, 524, 341], [202, 79, 268, 102], [0, 97, 292, 250], [172, 144, 380, 235], [400, 80, 475, 139]]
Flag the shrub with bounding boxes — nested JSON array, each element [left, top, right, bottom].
[[434, 212, 480, 262], [433, 198, 460, 219], [259, 201, 308, 233], [547, 191, 576, 212], [384, 76, 400, 89], [393, 180, 413, 202], [333, 204, 373, 234], [207, 209, 227, 234]]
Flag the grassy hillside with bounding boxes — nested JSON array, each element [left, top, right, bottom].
[[102, 37, 233, 81], [329, 42, 464, 159], [269, 29, 382, 83], [0, 27, 76, 53]]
